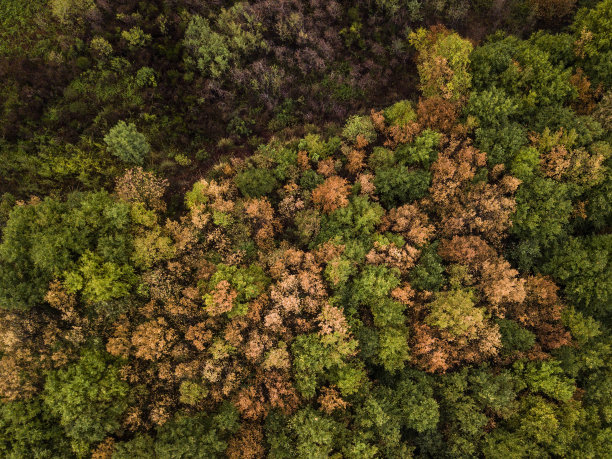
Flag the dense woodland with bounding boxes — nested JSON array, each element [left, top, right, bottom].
[[0, 0, 610, 457]]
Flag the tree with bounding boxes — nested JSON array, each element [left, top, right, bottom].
[[510, 176, 574, 270], [409, 26, 473, 100], [543, 235, 611, 321], [43, 348, 129, 456], [184, 15, 231, 79], [291, 332, 365, 398], [154, 403, 239, 459], [235, 168, 278, 198], [0, 192, 133, 310], [202, 264, 270, 317], [312, 176, 351, 213], [104, 121, 150, 165], [573, 0, 612, 86], [0, 398, 73, 458], [271, 408, 345, 459], [50, 0, 94, 25], [470, 34, 576, 116], [342, 115, 378, 144], [374, 167, 430, 208]]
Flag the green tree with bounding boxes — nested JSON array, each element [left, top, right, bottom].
[[0, 398, 73, 459], [470, 34, 576, 116], [291, 332, 365, 398], [0, 192, 133, 310], [43, 349, 129, 456], [342, 115, 377, 143], [409, 27, 473, 100], [104, 121, 150, 165], [374, 167, 430, 208], [573, 0, 612, 86], [112, 434, 156, 459], [409, 242, 445, 291], [235, 168, 279, 198], [510, 176, 574, 271], [543, 235, 611, 321], [154, 403, 239, 459], [184, 15, 231, 79]]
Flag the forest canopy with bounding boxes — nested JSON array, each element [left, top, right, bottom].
[[0, 0, 611, 457]]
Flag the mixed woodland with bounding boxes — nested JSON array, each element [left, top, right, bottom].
[[0, 0, 611, 457]]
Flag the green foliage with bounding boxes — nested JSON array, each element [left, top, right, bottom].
[[510, 146, 540, 180], [0, 398, 72, 459], [529, 31, 576, 68], [426, 289, 485, 337], [0, 0, 49, 58], [573, 0, 612, 86], [154, 403, 239, 458], [368, 147, 395, 169], [121, 27, 151, 48], [350, 266, 411, 372], [90, 36, 113, 57], [384, 100, 417, 126], [235, 168, 279, 198], [467, 86, 519, 129], [135, 67, 157, 88], [351, 265, 401, 306], [395, 129, 441, 168], [409, 242, 445, 291], [511, 176, 574, 270], [104, 121, 150, 165], [112, 434, 156, 459], [291, 333, 364, 398], [43, 348, 129, 456], [543, 235, 611, 320], [179, 380, 209, 406], [50, 0, 94, 25], [342, 115, 377, 143], [0, 191, 132, 310], [299, 169, 325, 190], [317, 196, 385, 250], [517, 360, 576, 403], [64, 251, 136, 303], [377, 370, 439, 434], [184, 16, 231, 78], [475, 122, 528, 166], [470, 34, 576, 116], [410, 27, 473, 100], [497, 318, 536, 353], [374, 167, 431, 208], [269, 408, 345, 459]]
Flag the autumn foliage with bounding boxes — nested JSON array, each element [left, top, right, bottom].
[[0, 8, 610, 456]]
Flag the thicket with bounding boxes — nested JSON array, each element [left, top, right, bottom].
[[0, 0, 610, 457]]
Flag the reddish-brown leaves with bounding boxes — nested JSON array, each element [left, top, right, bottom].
[[312, 176, 350, 213]]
